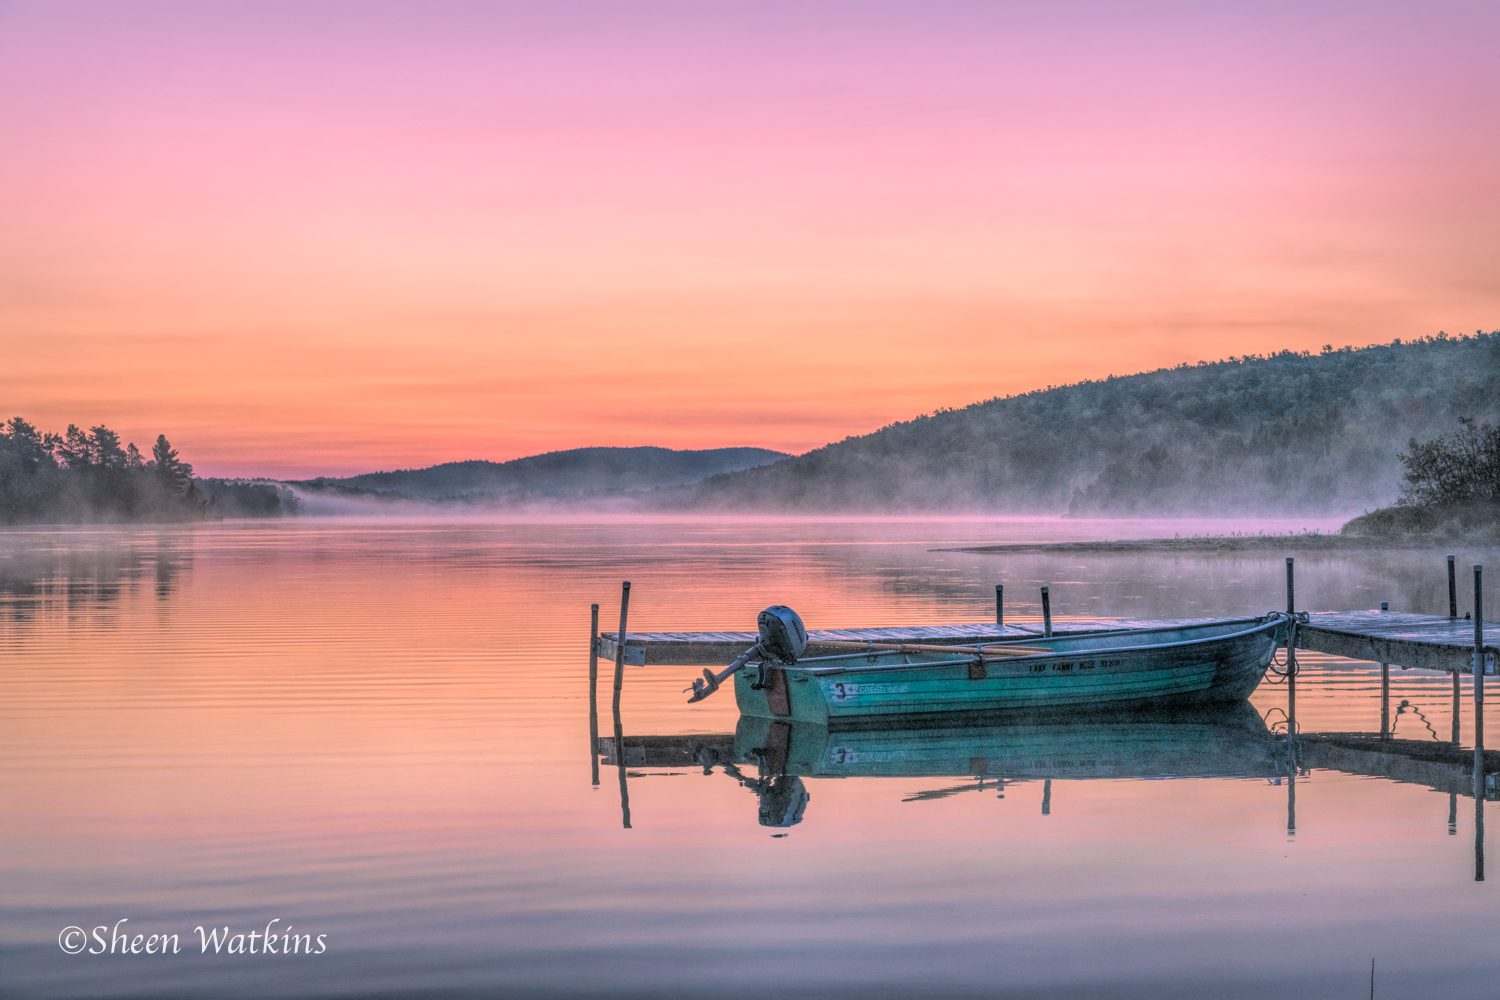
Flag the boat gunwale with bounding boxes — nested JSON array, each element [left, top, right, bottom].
[[779, 614, 1286, 676], [953, 615, 1266, 645]]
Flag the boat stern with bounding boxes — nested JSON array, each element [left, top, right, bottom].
[[733, 664, 830, 723]]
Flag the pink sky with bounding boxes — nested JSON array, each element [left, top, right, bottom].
[[2, 1, 1497, 477]]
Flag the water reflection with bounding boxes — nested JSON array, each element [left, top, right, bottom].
[[606, 697, 1500, 883], [1476, 771, 1486, 881], [712, 705, 1282, 828], [0, 529, 190, 628], [6, 518, 1500, 1000]]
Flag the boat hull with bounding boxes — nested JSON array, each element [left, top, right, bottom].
[[733, 617, 1284, 725]]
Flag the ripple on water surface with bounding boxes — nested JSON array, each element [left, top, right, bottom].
[[2, 517, 1498, 999]]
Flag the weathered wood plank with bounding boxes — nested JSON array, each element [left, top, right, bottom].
[[597, 618, 1206, 665], [1297, 610, 1497, 673], [597, 610, 1498, 671]]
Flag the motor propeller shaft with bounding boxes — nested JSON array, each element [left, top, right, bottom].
[[686, 643, 762, 703]]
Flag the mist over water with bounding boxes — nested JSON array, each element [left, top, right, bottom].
[[3, 516, 1498, 999]]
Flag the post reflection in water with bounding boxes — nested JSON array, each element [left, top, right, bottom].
[[1379, 662, 1389, 739], [1476, 773, 1485, 882], [1287, 769, 1296, 837], [1284, 729, 1298, 838], [614, 705, 631, 830]]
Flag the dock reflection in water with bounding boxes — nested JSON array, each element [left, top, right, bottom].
[[601, 703, 1496, 881], [603, 704, 1284, 828]]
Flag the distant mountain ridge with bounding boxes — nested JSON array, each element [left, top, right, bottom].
[[676, 334, 1500, 515], [302, 446, 790, 500]]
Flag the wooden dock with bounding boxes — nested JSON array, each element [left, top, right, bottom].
[[599, 610, 1497, 673], [1298, 610, 1494, 673]]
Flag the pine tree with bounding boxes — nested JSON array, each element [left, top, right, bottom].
[[150, 435, 194, 493]]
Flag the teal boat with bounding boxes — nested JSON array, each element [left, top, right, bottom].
[[689, 609, 1293, 725]]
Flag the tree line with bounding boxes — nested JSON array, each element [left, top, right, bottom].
[[680, 332, 1500, 514], [1341, 417, 1500, 538], [0, 418, 303, 524], [1, 418, 209, 523]]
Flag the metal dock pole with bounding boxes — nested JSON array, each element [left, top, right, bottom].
[[1286, 557, 1296, 736], [589, 603, 600, 786], [611, 581, 631, 716], [1475, 564, 1485, 763], [995, 584, 1003, 628], [1379, 602, 1389, 738], [1474, 564, 1484, 881], [612, 582, 632, 829], [1282, 559, 1300, 831], [1452, 554, 1462, 743], [1450, 554, 1459, 618], [1041, 586, 1052, 638]]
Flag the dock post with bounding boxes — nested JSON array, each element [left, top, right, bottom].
[[590, 603, 600, 787], [1474, 563, 1484, 876], [1377, 596, 1389, 739], [1286, 556, 1295, 616], [1041, 586, 1052, 638], [611, 581, 631, 717], [1286, 557, 1296, 736], [612, 581, 633, 829], [996, 584, 1003, 628], [1475, 565, 1485, 768], [1452, 555, 1462, 740], [1041, 778, 1051, 815], [1380, 662, 1389, 739], [1450, 554, 1458, 618]]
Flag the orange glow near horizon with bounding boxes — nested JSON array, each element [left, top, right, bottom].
[[3, 3, 1499, 477]]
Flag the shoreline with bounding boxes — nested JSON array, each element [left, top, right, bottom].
[[939, 534, 1486, 554]]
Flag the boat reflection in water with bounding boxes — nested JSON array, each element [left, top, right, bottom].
[[715, 703, 1281, 828]]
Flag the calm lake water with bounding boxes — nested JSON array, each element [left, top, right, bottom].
[[3, 516, 1499, 999]]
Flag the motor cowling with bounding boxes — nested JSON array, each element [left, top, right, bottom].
[[757, 605, 808, 665]]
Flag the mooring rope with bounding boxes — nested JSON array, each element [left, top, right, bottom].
[[1265, 611, 1303, 682]]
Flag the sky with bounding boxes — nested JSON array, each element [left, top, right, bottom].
[[2, 1, 1498, 478]]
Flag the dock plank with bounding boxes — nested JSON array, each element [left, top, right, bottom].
[[599, 610, 1498, 671], [1298, 611, 1497, 674], [599, 616, 1237, 665]]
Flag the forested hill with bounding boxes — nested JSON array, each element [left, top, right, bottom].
[[681, 334, 1500, 515], [313, 446, 789, 500]]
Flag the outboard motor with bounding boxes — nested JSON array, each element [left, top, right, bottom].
[[757, 605, 808, 665], [686, 604, 808, 703]]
